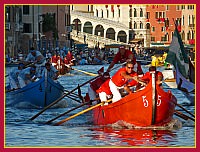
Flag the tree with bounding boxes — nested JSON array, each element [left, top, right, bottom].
[[42, 13, 58, 40]]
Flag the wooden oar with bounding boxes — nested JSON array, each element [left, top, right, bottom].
[[174, 110, 195, 121], [72, 68, 98, 76], [54, 99, 112, 126], [64, 89, 80, 97], [29, 75, 100, 121], [172, 101, 195, 118], [45, 98, 99, 124]]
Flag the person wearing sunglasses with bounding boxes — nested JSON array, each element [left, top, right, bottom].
[[108, 60, 146, 103]]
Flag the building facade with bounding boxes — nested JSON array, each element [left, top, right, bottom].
[[5, 4, 195, 58]]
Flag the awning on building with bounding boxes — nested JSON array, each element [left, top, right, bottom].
[[129, 38, 143, 43]]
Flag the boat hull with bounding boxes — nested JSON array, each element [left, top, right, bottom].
[[93, 81, 176, 127], [8, 77, 64, 107]]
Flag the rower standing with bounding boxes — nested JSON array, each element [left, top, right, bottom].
[[106, 46, 143, 74]]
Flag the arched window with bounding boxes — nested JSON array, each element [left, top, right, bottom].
[[134, 22, 137, 29], [192, 15, 195, 25], [107, 9, 109, 18], [188, 15, 190, 25], [129, 7, 132, 17], [192, 30, 195, 39], [182, 31, 185, 40], [134, 8, 137, 17], [101, 9, 103, 18], [146, 23, 150, 29], [129, 21, 132, 29], [140, 22, 143, 29], [140, 8, 143, 17], [187, 31, 191, 40], [96, 9, 98, 17], [166, 32, 169, 41]]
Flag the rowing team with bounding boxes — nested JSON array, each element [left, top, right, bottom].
[[85, 60, 163, 105]]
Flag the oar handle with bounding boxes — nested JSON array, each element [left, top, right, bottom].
[[72, 68, 98, 76], [54, 99, 112, 126]]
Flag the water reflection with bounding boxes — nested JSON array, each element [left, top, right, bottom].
[[90, 126, 177, 146]]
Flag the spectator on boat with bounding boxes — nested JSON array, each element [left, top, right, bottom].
[[109, 61, 146, 103], [25, 47, 46, 78], [106, 46, 143, 74], [140, 66, 163, 86], [88, 70, 110, 101], [18, 65, 37, 88], [8, 63, 25, 89], [41, 62, 59, 80]]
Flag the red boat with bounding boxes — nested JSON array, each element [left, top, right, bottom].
[[93, 78, 177, 127]]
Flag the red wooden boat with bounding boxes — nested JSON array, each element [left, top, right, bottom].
[[93, 76, 177, 127]]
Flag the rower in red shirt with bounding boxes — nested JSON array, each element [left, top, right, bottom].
[[96, 79, 112, 105], [51, 54, 58, 67], [106, 46, 143, 74], [109, 61, 146, 103], [140, 66, 163, 86], [87, 68, 110, 101]]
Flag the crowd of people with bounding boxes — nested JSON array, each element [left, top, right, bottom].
[[7, 45, 164, 106]]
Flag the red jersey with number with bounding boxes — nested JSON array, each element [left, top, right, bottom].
[[111, 67, 137, 87]]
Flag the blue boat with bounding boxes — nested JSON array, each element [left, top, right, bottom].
[[7, 76, 64, 107]]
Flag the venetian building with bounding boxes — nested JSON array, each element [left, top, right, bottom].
[[181, 5, 195, 45]]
